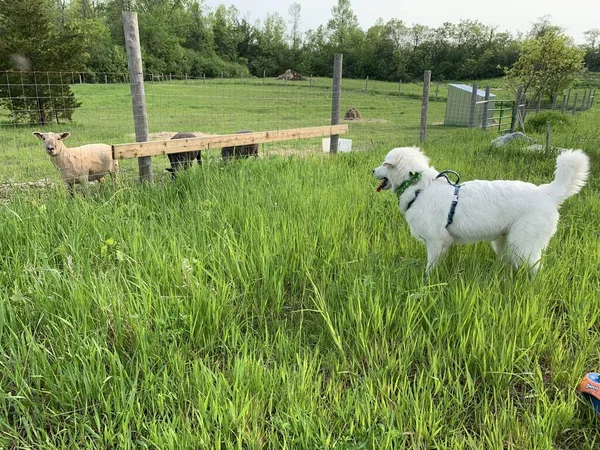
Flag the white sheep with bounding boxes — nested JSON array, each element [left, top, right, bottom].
[[33, 132, 118, 195]]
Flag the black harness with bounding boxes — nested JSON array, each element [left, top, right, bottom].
[[405, 170, 461, 228], [406, 190, 421, 210]]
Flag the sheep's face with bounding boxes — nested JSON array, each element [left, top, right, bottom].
[[33, 132, 70, 156]]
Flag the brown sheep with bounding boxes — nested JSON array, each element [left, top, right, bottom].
[[33, 131, 118, 196]]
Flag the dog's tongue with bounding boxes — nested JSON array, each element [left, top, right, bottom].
[[376, 178, 388, 192]]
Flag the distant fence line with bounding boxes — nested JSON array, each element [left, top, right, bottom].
[[518, 88, 596, 116], [418, 80, 596, 140]]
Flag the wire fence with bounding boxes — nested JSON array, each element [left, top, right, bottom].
[[0, 68, 450, 192]]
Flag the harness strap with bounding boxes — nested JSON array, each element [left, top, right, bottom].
[[436, 170, 461, 228], [446, 185, 460, 228], [406, 189, 421, 210]]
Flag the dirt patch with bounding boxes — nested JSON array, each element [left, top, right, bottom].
[[0, 179, 56, 203], [128, 131, 215, 141], [343, 118, 388, 124], [0, 180, 55, 192]]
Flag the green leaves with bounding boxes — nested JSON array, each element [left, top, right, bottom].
[[505, 28, 585, 101]]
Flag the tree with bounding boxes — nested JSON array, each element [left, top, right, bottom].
[[0, 0, 84, 125], [527, 15, 564, 39], [288, 2, 301, 51], [505, 28, 584, 101], [582, 28, 600, 71], [327, 0, 360, 50], [583, 29, 600, 49], [211, 5, 241, 62]]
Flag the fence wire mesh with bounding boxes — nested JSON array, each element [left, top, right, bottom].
[[0, 70, 448, 191]]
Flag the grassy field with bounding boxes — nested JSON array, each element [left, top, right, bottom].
[[0, 76, 599, 448]]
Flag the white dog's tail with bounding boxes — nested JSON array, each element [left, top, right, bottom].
[[543, 150, 589, 205]]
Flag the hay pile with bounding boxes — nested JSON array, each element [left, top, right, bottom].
[[276, 69, 305, 81]]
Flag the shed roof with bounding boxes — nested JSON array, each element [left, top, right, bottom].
[[448, 83, 496, 98]]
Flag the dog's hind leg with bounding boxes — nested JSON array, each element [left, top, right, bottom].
[[491, 235, 507, 256], [506, 214, 557, 274]]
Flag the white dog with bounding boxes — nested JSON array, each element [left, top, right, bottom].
[[373, 147, 589, 276]]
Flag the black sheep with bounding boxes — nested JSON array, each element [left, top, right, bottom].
[[166, 132, 202, 179], [221, 130, 259, 161]]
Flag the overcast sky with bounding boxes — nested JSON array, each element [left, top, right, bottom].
[[203, 0, 598, 44]]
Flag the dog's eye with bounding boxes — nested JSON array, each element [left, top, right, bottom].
[[383, 162, 393, 167]]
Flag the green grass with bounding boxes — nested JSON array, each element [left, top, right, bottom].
[[0, 76, 599, 448]]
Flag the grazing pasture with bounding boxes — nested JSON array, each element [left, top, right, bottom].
[[0, 76, 599, 448]]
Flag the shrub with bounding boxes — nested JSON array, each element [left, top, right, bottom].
[[526, 111, 572, 133]]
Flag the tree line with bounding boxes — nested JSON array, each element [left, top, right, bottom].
[[0, 0, 595, 124], [1, 0, 598, 82]]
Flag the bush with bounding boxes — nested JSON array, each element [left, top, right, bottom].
[[526, 111, 573, 133]]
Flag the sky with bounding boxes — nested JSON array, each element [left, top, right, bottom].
[[203, 0, 598, 44]]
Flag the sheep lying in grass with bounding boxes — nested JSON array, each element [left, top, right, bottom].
[[33, 131, 118, 196]]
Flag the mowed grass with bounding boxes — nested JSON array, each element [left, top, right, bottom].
[[0, 77, 599, 448]]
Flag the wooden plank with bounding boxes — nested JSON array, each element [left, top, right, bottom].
[[112, 124, 349, 160]]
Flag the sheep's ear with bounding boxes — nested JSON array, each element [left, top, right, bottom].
[[33, 132, 43, 139], [59, 132, 70, 140]]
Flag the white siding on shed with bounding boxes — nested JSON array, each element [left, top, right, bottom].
[[444, 84, 496, 127]]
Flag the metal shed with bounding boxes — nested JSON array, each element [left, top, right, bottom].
[[444, 84, 496, 127]]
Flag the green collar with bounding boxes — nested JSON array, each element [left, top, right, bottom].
[[394, 172, 421, 197]]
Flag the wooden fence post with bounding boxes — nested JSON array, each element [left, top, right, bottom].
[[469, 83, 478, 129], [329, 54, 343, 154], [510, 86, 523, 132], [122, 11, 152, 183], [482, 86, 490, 130], [420, 70, 431, 143]]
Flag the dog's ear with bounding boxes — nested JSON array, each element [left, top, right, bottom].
[[383, 152, 399, 167]]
